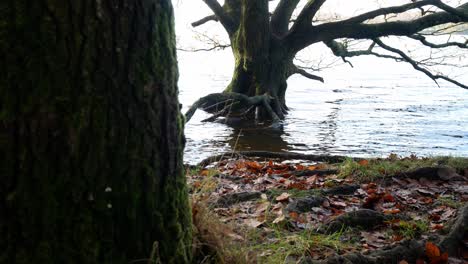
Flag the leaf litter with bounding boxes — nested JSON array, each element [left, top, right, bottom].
[[187, 155, 468, 263]]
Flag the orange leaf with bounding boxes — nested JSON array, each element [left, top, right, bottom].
[[295, 164, 305, 170], [308, 165, 317, 170], [358, 159, 369, 166], [430, 252, 448, 264], [289, 211, 299, 220], [426, 242, 441, 260], [200, 169, 209, 176]]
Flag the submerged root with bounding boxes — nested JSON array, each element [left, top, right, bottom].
[[185, 92, 281, 124]]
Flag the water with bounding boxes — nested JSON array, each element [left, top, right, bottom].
[[178, 45, 468, 164]]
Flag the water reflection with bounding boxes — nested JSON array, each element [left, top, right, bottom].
[[227, 127, 290, 152], [315, 98, 341, 154]]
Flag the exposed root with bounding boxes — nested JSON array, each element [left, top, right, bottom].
[[321, 209, 388, 234], [185, 92, 281, 123], [396, 166, 465, 181], [211, 191, 262, 207], [306, 205, 468, 263], [197, 151, 361, 168]]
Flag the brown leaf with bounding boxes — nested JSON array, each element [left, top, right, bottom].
[[398, 260, 409, 264], [276, 192, 290, 202], [245, 219, 265, 228]]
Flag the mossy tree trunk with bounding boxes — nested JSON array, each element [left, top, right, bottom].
[[0, 0, 191, 263], [191, 0, 468, 123]]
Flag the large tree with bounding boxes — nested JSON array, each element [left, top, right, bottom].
[[0, 0, 191, 263], [185, 0, 468, 125]]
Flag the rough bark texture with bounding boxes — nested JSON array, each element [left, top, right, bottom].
[[0, 1, 191, 263]]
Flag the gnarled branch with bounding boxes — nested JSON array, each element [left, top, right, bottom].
[[288, 2, 468, 52], [291, 66, 324, 83], [201, 0, 237, 35], [270, 0, 301, 36]]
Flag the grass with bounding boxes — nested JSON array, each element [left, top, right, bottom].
[[243, 226, 350, 263], [436, 195, 463, 208], [338, 155, 468, 182]]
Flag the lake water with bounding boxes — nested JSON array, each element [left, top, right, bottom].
[[178, 45, 468, 164]]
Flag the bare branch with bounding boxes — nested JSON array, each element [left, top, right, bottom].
[[192, 15, 218, 27], [341, 0, 439, 24], [431, 0, 468, 20], [409, 34, 468, 49], [290, 65, 324, 82], [201, 0, 236, 34], [373, 38, 468, 89], [270, 0, 300, 36], [291, 0, 327, 32], [288, 2, 468, 52]]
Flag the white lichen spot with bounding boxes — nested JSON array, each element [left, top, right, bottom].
[[107, 203, 112, 209], [105, 186, 112, 192]]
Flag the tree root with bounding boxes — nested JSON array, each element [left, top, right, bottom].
[[185, 92, 280, 124], [320, 209, 389, 234], [304, 204, 468, 264], [197, 151, 361, 167], [396, 166, 465, 181], [211, 191, 262, 207]]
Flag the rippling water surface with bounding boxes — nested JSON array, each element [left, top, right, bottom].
[[178, 48, 468, 164]]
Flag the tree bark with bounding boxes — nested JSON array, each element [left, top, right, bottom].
[[0, 1, 191, 263]]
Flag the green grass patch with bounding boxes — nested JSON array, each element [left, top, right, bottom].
[[338, 156, 468, 182]]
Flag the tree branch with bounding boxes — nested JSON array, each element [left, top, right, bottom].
[[373, 38, 468, 89], [288, 2, 468, 52], [291, 65, 324, 82], [409, 34, 468, 49], [192, 14, 218, 27], [270, 0, 300, 37], [290, 0, 327, 32], [201, 0, 236, 34], [340, 0, 439, 24]]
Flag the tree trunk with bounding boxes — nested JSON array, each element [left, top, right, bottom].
[[223, 0, 292, 121], [0, 1, 191, 263]]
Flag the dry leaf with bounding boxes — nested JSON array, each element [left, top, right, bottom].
[[426, 242, 441, 259], [358, 159, 369, 166], [276, 192, 290, 202]]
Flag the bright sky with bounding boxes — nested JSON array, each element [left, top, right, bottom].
[[173, 0, 465, 44]]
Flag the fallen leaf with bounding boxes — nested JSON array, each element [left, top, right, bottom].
[[431, 224, 444, 230], [272, 214, 286, 224], [245, 219, 265, 228], [358, 159, 369, 166], [276, 192, 290, 202], [398, 260, 409, 264], [426, 242, 441, 259], [289, 211, 299, 221], [295, 164, 305, 170], [383, 193, 395, 202]]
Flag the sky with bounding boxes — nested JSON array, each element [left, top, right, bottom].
[[173, 0, 465, 45]]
